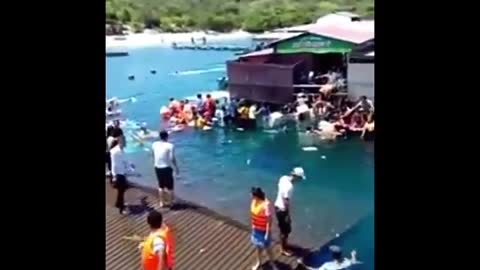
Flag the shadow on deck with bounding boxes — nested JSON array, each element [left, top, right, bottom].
[[106, 182, 301, 270]]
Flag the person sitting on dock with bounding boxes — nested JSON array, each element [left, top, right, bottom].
[[250, 187, 279, 270], [302, 246, 359, 270], [140, 210, 175, 270]]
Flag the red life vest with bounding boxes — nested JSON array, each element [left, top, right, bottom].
[[251, 198, 270, 231], [141, 225, 175, 270]]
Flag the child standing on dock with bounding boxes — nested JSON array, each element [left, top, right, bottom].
[[250, 187, 278, 270]]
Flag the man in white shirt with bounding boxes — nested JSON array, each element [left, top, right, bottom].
[[152, 130, 179, 208], [110, 137, 129, 215], [274, 167, 306, 256]]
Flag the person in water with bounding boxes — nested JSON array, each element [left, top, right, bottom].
[[303, 246, 359, 270], [361, 113, 374, 140], [250, 187, 279, 270]]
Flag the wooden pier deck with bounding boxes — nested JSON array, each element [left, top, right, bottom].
[[106, 182, 302, 270]]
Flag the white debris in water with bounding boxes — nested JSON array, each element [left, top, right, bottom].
[[199, 248, 205, 253], [336, 233, 340, 237], [321, 155, 327, 159], [246, 159, 251, 165], [228, 140, 232, 143]]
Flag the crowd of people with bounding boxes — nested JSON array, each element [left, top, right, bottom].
[[106, 90, 368, 270], [160, 93, 272, 131], [294, 92, 375, 142], [157, 90, 374, 144]]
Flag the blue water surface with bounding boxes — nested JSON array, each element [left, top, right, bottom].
[[106, 45, 374, 264]]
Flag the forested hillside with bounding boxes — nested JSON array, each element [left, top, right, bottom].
[[106, 0, 374, 33]]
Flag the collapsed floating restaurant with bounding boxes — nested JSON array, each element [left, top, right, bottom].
[[227, 19, 374, 104]]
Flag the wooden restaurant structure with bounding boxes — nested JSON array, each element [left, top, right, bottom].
[[226, 22, 374, 104]]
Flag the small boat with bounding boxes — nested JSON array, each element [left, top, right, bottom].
[[106, 46, 129, 57]]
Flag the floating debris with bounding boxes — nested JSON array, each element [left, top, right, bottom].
[[302, 146, 318, 151], [150, 70, 157, 74], [128, 75, 135, 80], [246, 159, 251, 165], [321, 155, 327, 159]]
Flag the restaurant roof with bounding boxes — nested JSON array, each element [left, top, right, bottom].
[[308, 21, 374, 44], [238, 48, 274, 58]]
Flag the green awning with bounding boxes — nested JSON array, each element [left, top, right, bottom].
[[275, 34, 354, 54]]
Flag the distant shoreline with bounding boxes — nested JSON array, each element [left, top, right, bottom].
[[106, 30, 253, 49]]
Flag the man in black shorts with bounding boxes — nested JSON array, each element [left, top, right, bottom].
[[152, 130, 179, 208], [274, 167, 306, 256]]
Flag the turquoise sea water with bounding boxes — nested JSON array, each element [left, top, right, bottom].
[[106, 46, 374, 265]]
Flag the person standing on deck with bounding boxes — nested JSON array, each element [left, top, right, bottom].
[[140, 210, 175, 270], [250, 187, 279, 270], [274, 167, 306, 256], [152, 130, 179, 208], [107, 120, 124, 138], [110, 137, 129, 215]]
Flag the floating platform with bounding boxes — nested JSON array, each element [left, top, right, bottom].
[[106, 181, 300, 270], [106, 51, 129, 57], [106, 46, 129, 57], [172, 44, 249, 52]]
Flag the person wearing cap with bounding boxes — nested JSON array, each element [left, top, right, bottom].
[[274, 167, 306, 256], [249, 187, 278, 270], [302, 245, 359, 270]]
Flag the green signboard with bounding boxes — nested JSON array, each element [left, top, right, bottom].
[[276, 34, 354, 54]]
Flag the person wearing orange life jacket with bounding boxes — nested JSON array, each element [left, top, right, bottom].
[[250, 187, 279, 270], [140, 210, 175, 270]]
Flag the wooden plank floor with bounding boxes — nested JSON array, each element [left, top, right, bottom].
[[106, 182, 301, 270]]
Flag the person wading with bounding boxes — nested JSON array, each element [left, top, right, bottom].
[[152, 130, 179, 208], [274, 167, 306, 256], [110, 137, 129, 215], [140, 210, 175, 270], [250, 187, 279, 270]]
